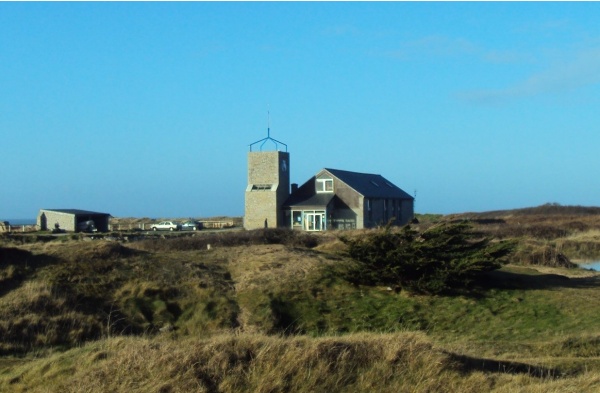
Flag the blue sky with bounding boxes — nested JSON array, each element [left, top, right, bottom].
[[2, 2, 600, 219]]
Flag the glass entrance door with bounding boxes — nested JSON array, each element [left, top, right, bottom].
[[305, 212, 325, 231]]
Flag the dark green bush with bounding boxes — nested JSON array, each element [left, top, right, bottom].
[[341, 222, 514, 294]]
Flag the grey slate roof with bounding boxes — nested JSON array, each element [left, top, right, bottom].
[[323, 168, 413, 199]]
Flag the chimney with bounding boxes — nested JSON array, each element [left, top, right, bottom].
[[291, 183, 298, 193]]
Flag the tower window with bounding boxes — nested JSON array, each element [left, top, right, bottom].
[[252, 184, 272, 191]]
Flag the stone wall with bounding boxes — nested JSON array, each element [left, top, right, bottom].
[[38, 210, 76, 231], [244, 186, 279, 229], [244, 151, 290, 229]]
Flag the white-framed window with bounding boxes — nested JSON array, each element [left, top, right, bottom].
[[316, 178, 334, 193], [292, 211, 303, 228]]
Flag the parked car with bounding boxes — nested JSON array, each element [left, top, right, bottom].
[[77, 220, 97, 233], [180, 220, 202, 231], [151, 221, 181, 231]]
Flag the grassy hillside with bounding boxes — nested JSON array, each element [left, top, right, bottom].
[[419, 204, 600, 263], [3, 206, 600, 391]]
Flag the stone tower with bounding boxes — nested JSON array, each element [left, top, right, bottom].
[[244, 127, 290, 230]]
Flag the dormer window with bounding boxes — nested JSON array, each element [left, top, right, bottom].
[[316, 178, 334, 193]]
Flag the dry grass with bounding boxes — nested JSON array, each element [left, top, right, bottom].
[[437, 206, 600, 265], [129, 228, 324, 253], [8, 331, 598, 393], [225, 244, 331, 292], [4, 332, 600, 393], [4, 207, 600, 391], [449, 205, 600, 240], [0, 280, 103, 354]]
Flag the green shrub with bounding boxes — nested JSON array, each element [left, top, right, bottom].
[[341, 222, 514, 294]]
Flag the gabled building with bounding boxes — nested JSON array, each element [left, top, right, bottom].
[[37, 209, 110, 232], [284, 168, 414, 231], [244, 128, 414, 231]]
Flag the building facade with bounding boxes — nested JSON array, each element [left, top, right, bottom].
[[244, 149, 414, 231], [37, 209, 110, 232], [284, 168, 414, 231]]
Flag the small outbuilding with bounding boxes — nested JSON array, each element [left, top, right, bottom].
[[37, 209, 111, 232]]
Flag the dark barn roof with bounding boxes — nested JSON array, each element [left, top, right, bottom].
[[323, 168, 413, 199], [41, 209, 111, 216]]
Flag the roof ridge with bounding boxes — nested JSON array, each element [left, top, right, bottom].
[[323, 168, 381, 177]]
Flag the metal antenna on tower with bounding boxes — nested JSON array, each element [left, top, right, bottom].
[[249, 107, 287, 152]]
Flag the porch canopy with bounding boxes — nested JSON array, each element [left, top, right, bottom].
[[284, 193, 335, 231]]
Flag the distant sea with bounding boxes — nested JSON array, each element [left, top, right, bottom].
[[3, 219, 36, 225], [580, 261, 600, 272]]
